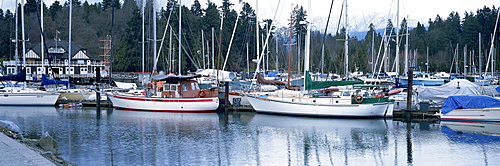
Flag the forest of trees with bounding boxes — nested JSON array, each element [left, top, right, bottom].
[[0, 0, 498, 76]]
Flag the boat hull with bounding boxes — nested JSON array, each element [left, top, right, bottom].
[[399, 77, 445, 86], [440, 107, 500, 122], [0, 92, 60, 106], [245, 94, 393, 118], [107, 94, 219, 112]]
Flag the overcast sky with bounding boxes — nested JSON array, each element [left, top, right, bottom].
[[1, 0, 498, 33]]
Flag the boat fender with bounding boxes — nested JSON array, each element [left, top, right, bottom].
[[354, 95, 364, 104], [199, 90, 206, 97]]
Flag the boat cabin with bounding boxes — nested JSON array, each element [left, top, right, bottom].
[[159, 80, 217, 98]]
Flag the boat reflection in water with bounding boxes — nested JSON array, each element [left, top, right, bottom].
[[441, 121, 500, 142], [441, 121, 500, 165], [246, 114, 393, 165], [1, 106, 500, 165]]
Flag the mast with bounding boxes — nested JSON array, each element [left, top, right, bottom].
[[426, 46, 429, 73], [304, 0, 310, 74], [287, 13, 293, 87], [344, 0, 349, 78], [256, 0, 260, 72], [21, 0, 26, 70], [216, 7, 223, 81], [371, 29, 375, 73], [395, 0, 400, 75], [486, 10, 500, 78], [455, 44, 459, 74], [202, 29, 205, 69], [141, 0, 145, 82], [404, 16, 408, 74], [266, 23, 269, 72], [472, 50, 476, 74], [303, 0, 311, 88], [178, 0, 182, 75], [41, 0, 44, 75], [246, 42, 249, 74], [69, 0, 72, 77], [14, 0, 19, 72], [479, 33, 482, 76], [206, 40, 209, 69], [212, 27, 215, 69], [152, 0, 157, 73], [275, 34, 278, 71], [169, 26, 173, 72], [297, 31, 300, 74], [464, 45, 467, 76]]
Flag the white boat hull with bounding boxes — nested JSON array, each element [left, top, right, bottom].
[[440, 107, 500, 122], [245, 94, 393, 118], [107, 94, 219, 112], [0, 92, 60, 106]]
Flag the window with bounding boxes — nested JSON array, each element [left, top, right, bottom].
[[191, 82, 200, 90], [7, 67, 16, 74], [163, 84, 178, 91], [181, 84, 188, 91]]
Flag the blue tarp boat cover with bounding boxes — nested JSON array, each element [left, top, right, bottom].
[[267, 71, 278, 77], [41, 74, 69, 85], [0, 69, 26, 82], [441, 95, 500, 114]]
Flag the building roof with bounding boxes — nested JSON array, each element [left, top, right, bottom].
[[26, 40, 91, 60]]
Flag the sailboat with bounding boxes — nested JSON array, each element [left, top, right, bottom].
[[107, 1, 219, 112], [245, 0, 394, 118], [245, 72, 394, 117], [0, 1, 60, 106], [0, 69, 60, 106]]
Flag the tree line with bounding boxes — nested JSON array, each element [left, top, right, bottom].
[[0, 0, 498, 76]]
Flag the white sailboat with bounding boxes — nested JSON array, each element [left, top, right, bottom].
[[0, 86, 60, 106], [0, 1, 60, 106], [245, 0, 394, 118]]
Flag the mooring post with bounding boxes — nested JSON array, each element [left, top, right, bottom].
[[96, 67, 101, 118], [405, 68, 413, 119], [224, 81, 229, 111]]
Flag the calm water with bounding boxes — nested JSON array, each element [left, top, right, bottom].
[[0, 106, 499, 166]]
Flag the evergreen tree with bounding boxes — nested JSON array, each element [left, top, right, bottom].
[[190, 0, 203, 17], [49, 1, 62, 20], [114, 8, 141, 72]]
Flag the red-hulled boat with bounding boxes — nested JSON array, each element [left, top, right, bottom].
[[107, 74, 219, 112]]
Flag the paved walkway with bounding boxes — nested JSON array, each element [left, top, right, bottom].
[[0, 133, 55, 166]]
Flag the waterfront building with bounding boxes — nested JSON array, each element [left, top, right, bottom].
[[2, 40, 106, 80]]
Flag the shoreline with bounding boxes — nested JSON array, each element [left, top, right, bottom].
[[0, 127, 75, 166]]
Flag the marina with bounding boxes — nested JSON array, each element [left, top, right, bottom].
[[0, 0, 499, 165], [0, 106, 499, 165]]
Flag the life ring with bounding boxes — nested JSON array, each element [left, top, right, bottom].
[[199, 90, 206, 97], [354, 95, 364, 104]]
